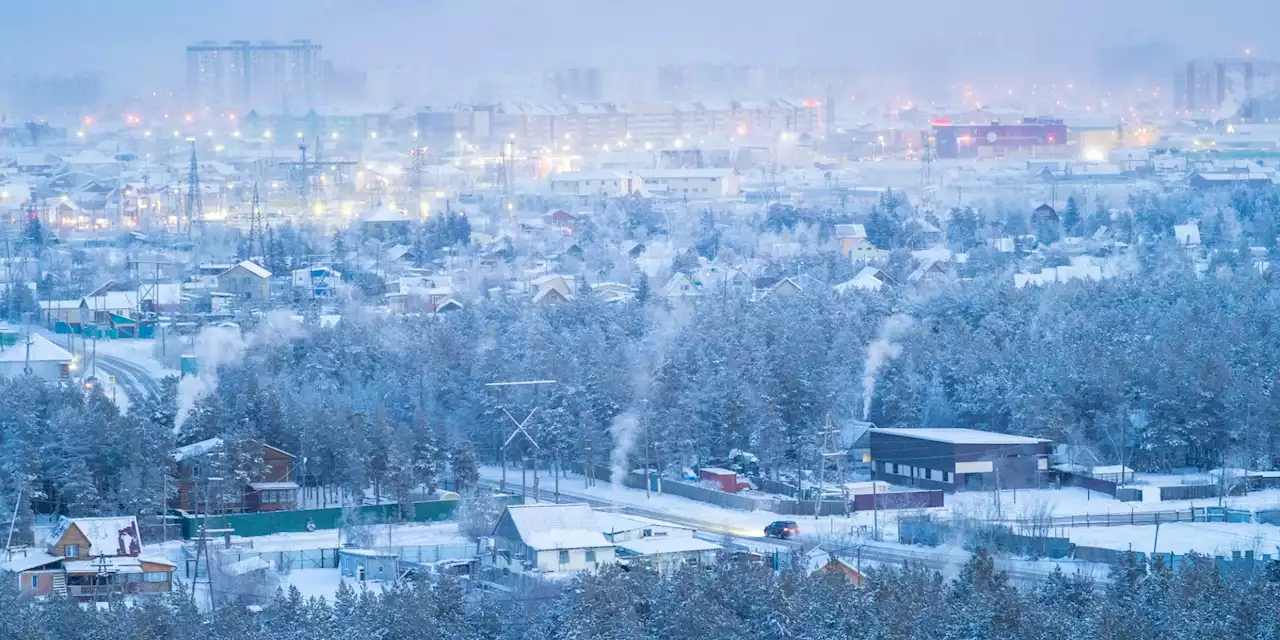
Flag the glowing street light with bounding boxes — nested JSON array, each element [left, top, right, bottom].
[[264, 129, 273, 138]]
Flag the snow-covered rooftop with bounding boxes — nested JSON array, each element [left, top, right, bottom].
[[0, 333, 73, 364], [870, 428, 1049, 446], [174, 437, 224, 461], [617, 537, 721, 555], [504, 503, 612, 551]]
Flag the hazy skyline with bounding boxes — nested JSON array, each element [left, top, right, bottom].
[[2, 0, 1278, 91]]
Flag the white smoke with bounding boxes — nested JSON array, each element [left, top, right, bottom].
[[608, 412, 640, 488], [173, 310, 305, 434], [861, 314, 914, 420], [607, 301, 693, 491]]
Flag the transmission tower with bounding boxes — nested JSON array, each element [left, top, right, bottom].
[[297, 143, 310, 213], [248, 182, 265, 260], [409, 146, 426, 217], [183, 142, 203, 235]]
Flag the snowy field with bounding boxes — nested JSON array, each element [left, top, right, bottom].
[[480, 466, 910, 541], [944, 486, 1280, 520], [233, 521, 468, 552], [1067, 523, 1280, 557], [279, 568, 388, 601]]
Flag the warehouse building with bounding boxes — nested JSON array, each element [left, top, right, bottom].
[[869, 428, 1051, 492]]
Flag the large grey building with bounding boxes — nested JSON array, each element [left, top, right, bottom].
[[869, 428, 1051, 492], [186, 40, 323, 111]]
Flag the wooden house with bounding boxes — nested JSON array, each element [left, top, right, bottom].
[[173, 438, 298, 513], [8, 516, 178, 599]]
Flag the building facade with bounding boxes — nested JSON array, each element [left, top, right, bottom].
[[187, 40, 323, 110], [870, 428, 1051, 492]]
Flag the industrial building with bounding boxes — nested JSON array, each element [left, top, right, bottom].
[[869, 428, 1052, 492], [1174, 58, 1280, 120], [930, 118, 1067, 159]]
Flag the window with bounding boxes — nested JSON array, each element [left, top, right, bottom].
[[262, 490, 277, 504], [63, 544, 79, 558], [30, 575, 38, 590], [558, 550, 570, 565], [586, 550, 597, 563], [943, 471, 952, 483], [642, 528, 653, 538], [144, 572, 168, 583]]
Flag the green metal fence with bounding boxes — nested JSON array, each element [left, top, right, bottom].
[[181, 498, 462, 539]]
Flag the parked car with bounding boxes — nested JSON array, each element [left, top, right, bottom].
[[764, 520, 799, 539]]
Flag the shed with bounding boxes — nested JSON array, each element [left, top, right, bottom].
[[698, 467, 740, 493], [339, 548, 399, 582]]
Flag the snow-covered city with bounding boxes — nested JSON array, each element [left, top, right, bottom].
[[3, 1, 1280, 638]]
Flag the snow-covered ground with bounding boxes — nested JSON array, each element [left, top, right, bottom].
[[279, 568, 388, 601], [945, 486, 1280, 520], [238, 521, 468, 552], [479, 466, 906, 541], [1068, 523, 1280, 557]]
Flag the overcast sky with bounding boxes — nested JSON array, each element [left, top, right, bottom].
[[1, 0, 1276, 86]]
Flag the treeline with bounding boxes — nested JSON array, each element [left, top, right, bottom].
[[4, 551, 1280, 639]]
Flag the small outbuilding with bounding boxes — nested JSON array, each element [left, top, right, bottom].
[[339, 548, 399, 582]]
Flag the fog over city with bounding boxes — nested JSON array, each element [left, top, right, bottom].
[[5, 0, 1280, 97]]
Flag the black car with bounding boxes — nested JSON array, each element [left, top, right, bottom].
[[764, 520, 799, 539]]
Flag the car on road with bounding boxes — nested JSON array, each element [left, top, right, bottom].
[[764, 520, 799, 539]]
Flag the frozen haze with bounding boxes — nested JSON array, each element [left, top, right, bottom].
[[5, 0, 1280, 91]]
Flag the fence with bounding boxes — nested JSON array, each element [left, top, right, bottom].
[[1072, 547, 1276, 573], [770, 500, 850, 516], [1059, 472, 1119, 497], [183, 542, 483, 578], [853, 490, 943, 511], [898, 517, 1071, 559], [566, 462, 763, 511], [180, 497, 463, 539], [753, 477, 800, 497], [995, 506, 1251, 528]]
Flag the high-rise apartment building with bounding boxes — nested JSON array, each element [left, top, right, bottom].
[[186, 40, 323, 111]]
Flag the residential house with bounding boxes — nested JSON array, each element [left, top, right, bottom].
[[804, 547, 868, 586], [0, 330, 73, 380], [37, 516, 176, 599], [386, 274, 455, 313], [173, 438, 297, 513], [545, 209, 580, 231], [292, 266, 342, 298], [833, 267, 894, 294], [590, 282, 633, 304], [663, 273, 700, 299], [489, 504, 616, 574], [596, 512, 720, 575], [217, 261, 272, 302], [361, 203, 411, 239], [1, 548, 63, 597], [1174, 221, 1201, 247], [906, 260, 952, 285], [753, 276, 803, 300], [530, 274, 575, 305], [835, 224, 889, 263]]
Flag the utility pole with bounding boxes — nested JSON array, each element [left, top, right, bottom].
[[5, 482, 22, 549], [484, 380, 556, 495], [817, 414, 844, 519], [643, 398, 651, 499]]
